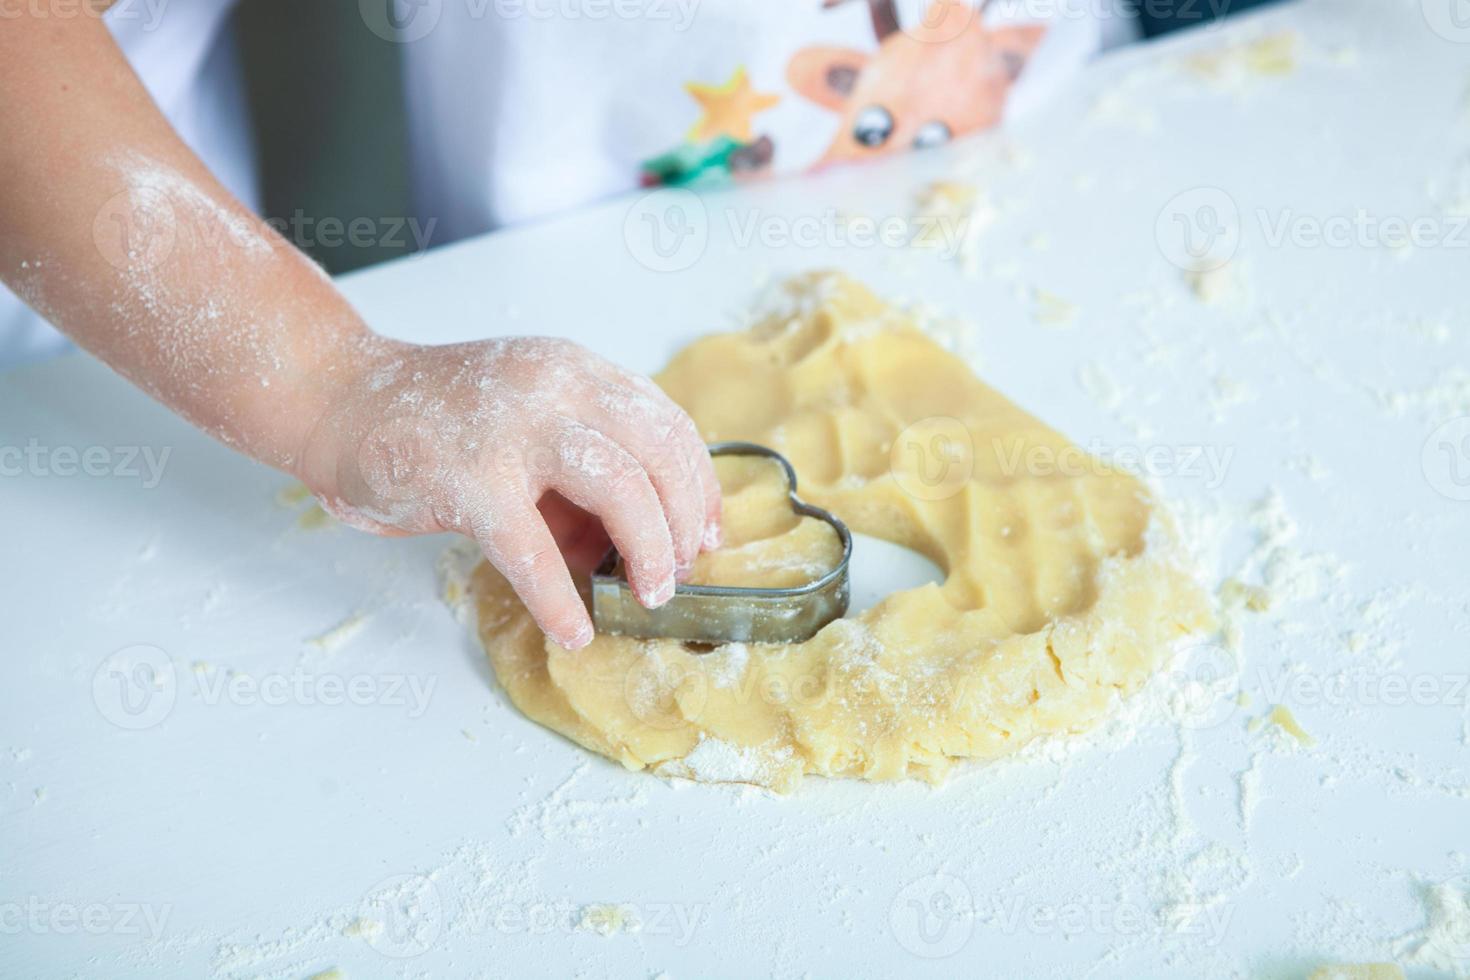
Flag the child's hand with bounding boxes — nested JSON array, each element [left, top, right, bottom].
[[0, 16, 718, 653], [302, 337, 723, 649]]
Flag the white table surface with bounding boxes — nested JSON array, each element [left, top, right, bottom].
[[4, 1, 1469, 977]]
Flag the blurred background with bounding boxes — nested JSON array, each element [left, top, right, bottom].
[[232, 0, 1276, 276], [236, 2, 414, 275]]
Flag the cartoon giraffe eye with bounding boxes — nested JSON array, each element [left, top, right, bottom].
[[852, 105, 894, 148], [913, 121, 952, 150]]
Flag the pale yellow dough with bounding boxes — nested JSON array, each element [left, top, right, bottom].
[[469, 274, 1214, 791]]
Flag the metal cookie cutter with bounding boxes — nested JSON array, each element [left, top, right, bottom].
[[590, 442, 852, 646]]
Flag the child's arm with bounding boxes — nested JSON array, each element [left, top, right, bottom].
[[0, 13, 720, 649]]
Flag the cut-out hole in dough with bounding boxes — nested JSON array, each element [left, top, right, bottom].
[[846, 532, 946, 616]]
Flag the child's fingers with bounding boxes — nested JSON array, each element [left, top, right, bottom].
[[587, 362, 723, 555], [690, 432, 723, 551], [538, 492, 612, 573], [658, 405, 723, 556], [546, 422, 676, 609], [470, 495, 593, 649], [575, 380, 707, 575]]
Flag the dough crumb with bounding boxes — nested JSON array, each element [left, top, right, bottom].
[[305, 613, 369, 655], [1220, 578, 1274, 614], [1031, 287, 1077, 327], [275, 482, 311, 508], [577, 903, 642, 937], [1306, 966, 1403, 980], [1266, 704, 1315, 746], [296, 504, 337, 531]]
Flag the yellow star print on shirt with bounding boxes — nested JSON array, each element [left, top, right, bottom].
[[684, 67, 781, 143]]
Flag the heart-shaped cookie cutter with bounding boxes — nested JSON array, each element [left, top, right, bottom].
[[590, 442, 852, 646]]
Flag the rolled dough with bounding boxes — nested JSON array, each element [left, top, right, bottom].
[[469, 274, 1214, 791]]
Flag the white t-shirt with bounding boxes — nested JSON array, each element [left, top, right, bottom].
[[0, 0, 253, 369], [401, 0, 1103, 241]]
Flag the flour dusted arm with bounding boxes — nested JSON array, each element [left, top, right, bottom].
[[0, 12, 720, 647]]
